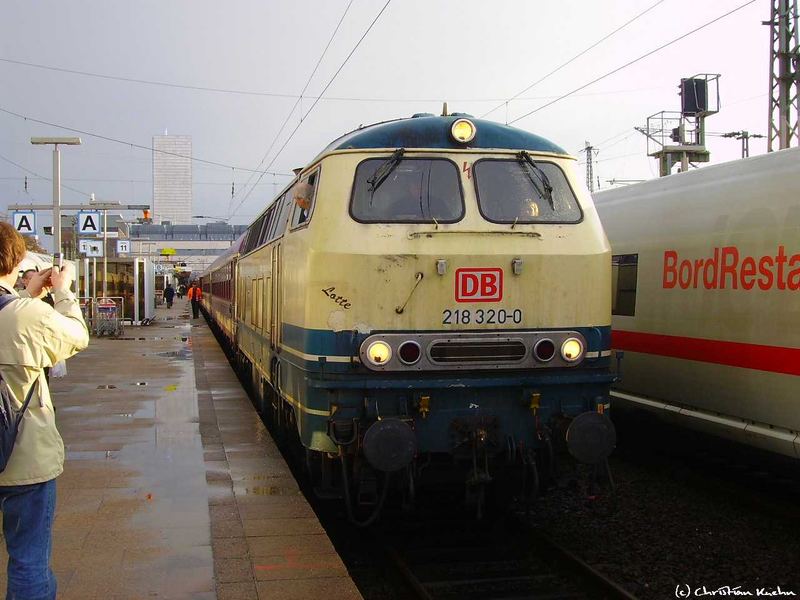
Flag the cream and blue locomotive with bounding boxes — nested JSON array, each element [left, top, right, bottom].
[[201, 111, 616, 520]]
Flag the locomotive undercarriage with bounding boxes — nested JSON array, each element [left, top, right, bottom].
[[203, 311, 616, 523], [259, 363, 615, 522]]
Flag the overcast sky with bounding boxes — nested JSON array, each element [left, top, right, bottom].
[[0, 0, 771, 234]]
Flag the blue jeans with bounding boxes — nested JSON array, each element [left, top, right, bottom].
[[0, 479, 57, 600]]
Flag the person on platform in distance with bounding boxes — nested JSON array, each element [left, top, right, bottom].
[[0, 221, 89, 600], [187, 281, 202, 319], [163, 283, 175, 309]]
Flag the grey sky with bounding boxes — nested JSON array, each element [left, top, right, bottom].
[[0, 0, 769, 234]]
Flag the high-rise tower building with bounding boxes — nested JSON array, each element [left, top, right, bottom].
[[152, 135, 192, 224]]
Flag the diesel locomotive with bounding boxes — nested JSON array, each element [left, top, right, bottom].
[[200, 111, 617, 521]]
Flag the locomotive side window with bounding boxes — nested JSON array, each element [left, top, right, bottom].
[[271, 192, 293, 240], [243, 213, 266, 254], [473, 159, 582, 224], [290, 170, 319, 230], [350, 158, 463, 223], [256, 207, 275, 247], [612, 254, 638, 316]]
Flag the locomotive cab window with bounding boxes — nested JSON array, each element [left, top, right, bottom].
[[290, 170, 319, 229], [350, 158, 463, 223], [473, 158, 582, 223], [612, 254, 638, 316]]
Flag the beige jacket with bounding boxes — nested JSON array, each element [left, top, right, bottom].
[[0, 283, 89, 485]]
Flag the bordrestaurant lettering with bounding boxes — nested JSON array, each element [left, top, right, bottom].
[[663, 247, 800, 291]]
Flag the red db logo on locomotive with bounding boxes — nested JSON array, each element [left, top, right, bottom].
[[455, 268, 503, 303]]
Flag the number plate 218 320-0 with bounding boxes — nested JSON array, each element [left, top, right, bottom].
[[442, 308, 523, 325]]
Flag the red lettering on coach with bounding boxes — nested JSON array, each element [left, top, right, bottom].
[[455, 268, 503, 302], [661, 246, 800, 292]]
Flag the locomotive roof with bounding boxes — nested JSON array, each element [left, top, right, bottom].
[[319, 115, 567, 156]]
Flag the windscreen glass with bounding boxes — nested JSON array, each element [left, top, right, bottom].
[[351, 158, 463, 223], [474, 159, 582, 223]]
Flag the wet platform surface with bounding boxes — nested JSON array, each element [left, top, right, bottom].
[[0, 305, 362, 600]]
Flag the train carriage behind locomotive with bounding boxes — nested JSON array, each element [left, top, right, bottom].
[[201, 113, 617, 513]]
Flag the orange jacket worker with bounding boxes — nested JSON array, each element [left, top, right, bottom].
[[188, 282, 202, 319]]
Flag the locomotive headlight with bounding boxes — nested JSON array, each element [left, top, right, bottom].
[[451, 119, 476, 143], [561, 338, 584, 362], [366, 341, 392, 366]]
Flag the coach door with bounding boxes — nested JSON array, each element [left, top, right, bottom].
[[270, 244, 282, 349]]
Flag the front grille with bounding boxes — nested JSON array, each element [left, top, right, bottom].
[[429, 340, 527, 364]]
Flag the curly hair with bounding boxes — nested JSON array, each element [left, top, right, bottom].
[[0, 222, 26, 277]]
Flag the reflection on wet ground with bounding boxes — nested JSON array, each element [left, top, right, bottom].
[[0, 305, 362, 600], [192, 318, 363, 600], [0, 307, 215, 599]]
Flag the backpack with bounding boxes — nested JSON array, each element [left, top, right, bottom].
[[0, 294, 38, 473]]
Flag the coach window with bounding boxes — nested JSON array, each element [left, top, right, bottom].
[[290, 170, 319, 229], [350, 158, 463, 223], [474, 158, 582, 224], [612, 254, 638, 316]]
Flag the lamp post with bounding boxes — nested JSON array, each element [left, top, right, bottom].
[[30, 137, 82, 265]]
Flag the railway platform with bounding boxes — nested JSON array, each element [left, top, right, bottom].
[[0, 305, 362, 600]]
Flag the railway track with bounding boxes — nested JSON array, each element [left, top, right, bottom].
[[379, 512, 639, 600]]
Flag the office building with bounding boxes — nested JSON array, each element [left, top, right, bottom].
[[153, 135, 192, 224]]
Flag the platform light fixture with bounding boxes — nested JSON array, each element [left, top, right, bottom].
[[30, 136, 82, 264]]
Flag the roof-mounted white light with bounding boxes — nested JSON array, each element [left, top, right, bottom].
[[450, 119, 476, 144]]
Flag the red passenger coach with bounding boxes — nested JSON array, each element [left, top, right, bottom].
[[199, 232, 245, 345]]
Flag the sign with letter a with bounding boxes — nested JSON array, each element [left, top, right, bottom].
[[77, 211, 101, 235], [13, 211, 36, 235]]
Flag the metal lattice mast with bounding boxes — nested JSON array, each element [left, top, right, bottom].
[[766, 0, 800, 151], [584, 141, 595, 192]]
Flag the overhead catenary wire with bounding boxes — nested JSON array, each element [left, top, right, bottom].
[[0, 56, 669, 104], [0, 152, 91, 197], [228, 0, 356, 217], [229, 0, 392, 219], [508, 0, 758, 125], [480, 0, 667, 120], [0, 105, 292, 176]]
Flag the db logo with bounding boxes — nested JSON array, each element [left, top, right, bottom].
[[455, 268, 503, 303]]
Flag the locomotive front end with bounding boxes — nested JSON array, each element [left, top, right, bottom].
[[274, 115, 617, 517]]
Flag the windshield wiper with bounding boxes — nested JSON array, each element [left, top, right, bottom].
[[517, 151, 554, 209], [368, 148, 405, 193]]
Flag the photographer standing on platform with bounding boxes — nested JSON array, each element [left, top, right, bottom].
[[0, 222, 89, 600]]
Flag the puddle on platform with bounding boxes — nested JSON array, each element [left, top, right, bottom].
[[154, 349, 192, 360], [131, 382, 148, 386], [97, 384, 117, 390]]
